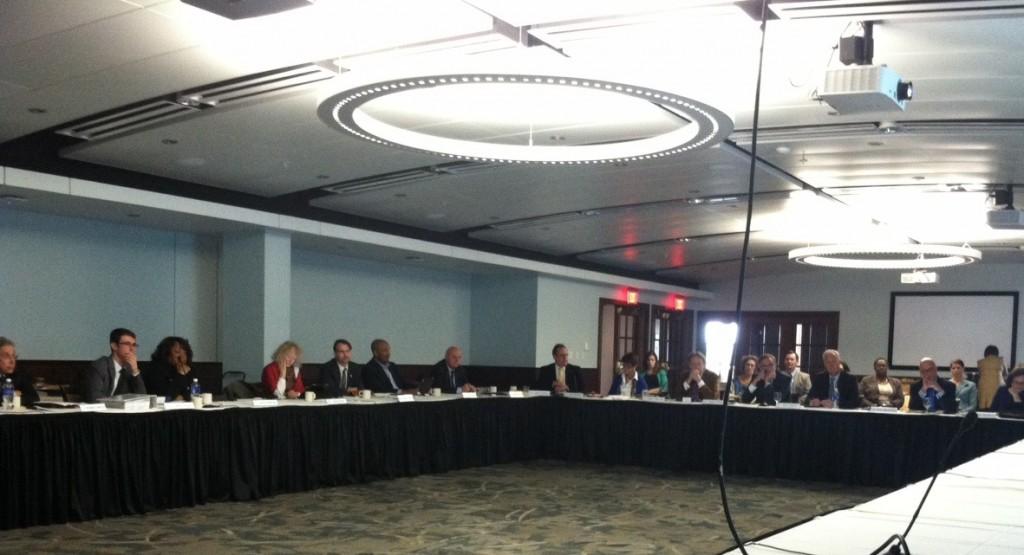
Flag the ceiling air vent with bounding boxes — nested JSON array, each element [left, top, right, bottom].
[[767, 0, 1024, 20], [57, 63, 339, 142]]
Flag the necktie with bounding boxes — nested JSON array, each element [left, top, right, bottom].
[[830, 376, 839, 403], [450, 369, 456, 390], [690, 380, 700, 401], [557, 366, 566, 386], [926, 389, 938, 412], [340, 366, 347, 391]]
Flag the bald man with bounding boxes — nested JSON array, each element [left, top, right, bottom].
[[430, 346, 476, 394], [909, 357, 957, 413]]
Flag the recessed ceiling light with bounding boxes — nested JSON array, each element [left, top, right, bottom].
[[488, 216, 500, 221], [0, 194, 28, 204], [912, 175, 925, 180], [27, 107, 47, 114], [177, 157, 205, 167], [405, 255, 424, 261], [426, 213, 446, 219], [775, 146, 791, 154], [126, 213, 141, 218], [867, 141, 884, 147], [316, 174, 330, 180], [161, 138, 178, 145], [394, 193, 407, 198]]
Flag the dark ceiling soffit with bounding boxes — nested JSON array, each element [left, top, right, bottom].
[[653, 252, 791, 275], [573, 230, 757, 258], [0, 131, 701, 290]]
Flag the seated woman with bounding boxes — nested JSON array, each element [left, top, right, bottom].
[[669, 351, 720, 402], [262, 341, 306, 399], [990, 367, 1024, 413], [148, 336, 196, 401], [859, 357, 904, 408], [641, 351, 668, 395], [731, 355, 757, 398], [949, 358, 978, 413], [608, 353, 648, 397]]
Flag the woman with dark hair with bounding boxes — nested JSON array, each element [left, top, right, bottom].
[[950, 358, 978, 412], [859, 357, 904, 408], [148, 336, 195, 400], [990, 367, 1024, 413], [642, 351, 668, 395], [608, 352, 647, 397], [732, 355, 758, 398], [978, 345, 1006, 410]]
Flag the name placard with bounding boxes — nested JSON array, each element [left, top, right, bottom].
[[250, 399, 279, 408], [508, 391, 524, 398], [78, 403, 108, 412], [397, 394, 415, 403], [458, 391, 478, 399], [325, 398, 348, 405]]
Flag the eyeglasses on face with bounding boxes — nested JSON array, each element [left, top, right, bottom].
[[118, 341, 138, 348]]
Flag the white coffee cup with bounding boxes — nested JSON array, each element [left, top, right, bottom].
[[12, 394, 21, 410], [509, 386, 518, 392], [431, 387, 441, 397], [360, 390, 372, 400], [202, 393, 213, 405], [305, 391, 316, 402], [192, 396, 204, 409]]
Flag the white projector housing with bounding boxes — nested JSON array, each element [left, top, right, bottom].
[[987, 209, 1024, 229], [819, 65, 911, 114]]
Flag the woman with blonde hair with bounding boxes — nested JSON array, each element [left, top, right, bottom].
[[262, 340, 306, 399]]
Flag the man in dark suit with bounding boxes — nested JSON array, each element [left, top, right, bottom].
[[742, 353, 791, 406], [669, 351, 720, 401], [362, 338, 414, 394], [806, 349, 859, 409], [0, 337, 39, 407], [84, 328, 147, 403], [320, 338, 362, 398], [430, 346, 476, 394], [909, 357, 958, 413], [535, 343, 584, 394]]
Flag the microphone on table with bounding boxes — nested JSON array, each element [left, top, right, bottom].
[[871, 409, 979, 555]]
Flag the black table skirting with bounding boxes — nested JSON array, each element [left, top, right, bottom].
[[1, 398, 1022, 529]]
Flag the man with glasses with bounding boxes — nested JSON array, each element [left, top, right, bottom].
[[84, 328, 146, 402]]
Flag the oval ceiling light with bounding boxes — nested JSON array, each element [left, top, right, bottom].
[[788, 244, 982, 269], [317, 68, 733, 164]]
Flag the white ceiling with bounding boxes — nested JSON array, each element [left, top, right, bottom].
[[2, 0, 1024, 287]]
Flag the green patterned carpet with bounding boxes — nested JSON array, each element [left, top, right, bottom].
[[4, 461, 888, 554]]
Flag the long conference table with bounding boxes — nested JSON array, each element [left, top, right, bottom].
[[2, 394, 1023, 530]]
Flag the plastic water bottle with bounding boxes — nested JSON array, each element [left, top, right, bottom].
[[2, 378, 13, 410], [190, 378, 201, 400]]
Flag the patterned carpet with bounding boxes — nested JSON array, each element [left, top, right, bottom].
[[3, 461, 889, 554]]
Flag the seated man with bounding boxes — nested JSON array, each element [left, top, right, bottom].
[[535, 343, 584, 394], [669, 351, 720, 401], [362, 339, 413, 394], [430, 346, 476, 394], [0, 337, 39, 407], [607, 352, 647, 397], [806, 349, 859, 409], [780, 350, 811, 403], [742, 353, 791, 406], [320, 339, 362, 398], [84, 328, 146, 403], [909, 357, 957, 413]]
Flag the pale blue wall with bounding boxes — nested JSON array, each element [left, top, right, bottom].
[[290, 248, 473, 366], [469, 273, 537, 366], [0, 208, 218, 360]]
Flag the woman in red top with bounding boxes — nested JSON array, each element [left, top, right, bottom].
[[262, 341, 305, 399]]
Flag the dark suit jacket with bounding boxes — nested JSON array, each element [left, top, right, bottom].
[[741, 372, 792, 406], [430, 360, 469, 394], [320, 360, 363, 398], [806, 371, 860, 409], [668, 369, 721, 401], [535, 363, 584, 393], [362, 359, 410, 393], [908, 378, 958, 413], [84, 355, 147, 403]]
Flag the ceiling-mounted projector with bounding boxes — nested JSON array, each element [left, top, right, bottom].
[[819, 65, 912, 114], [987, 208, 1024, 229]]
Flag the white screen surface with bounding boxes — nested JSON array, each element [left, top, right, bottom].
[[890, 293, 1016, 369]]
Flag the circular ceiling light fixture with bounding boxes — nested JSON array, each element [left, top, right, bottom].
[[788, 244, 982, 269], [317, 70, 732, 164]]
